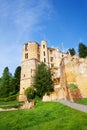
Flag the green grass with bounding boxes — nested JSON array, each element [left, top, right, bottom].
[[76, 98, 87, 105], [0, 100, 23, 108], [0, 101, 87, 130]]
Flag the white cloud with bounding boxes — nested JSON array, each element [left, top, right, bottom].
[[0, 0, 54, 76], [0, 0, 54, 44], [0, 0, 53, 33], [14, 0, 53, 33]]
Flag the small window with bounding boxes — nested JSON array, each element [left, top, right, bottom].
[[25, 53, 28, 59], [25, 43, 28, 51], [50, 50, 52, 54], [43, 45, 45, 48], [50, 57, 53, 62], [44, 58, 46, 62], [43, 51, 45, 56], [51, 64, 54, 67]]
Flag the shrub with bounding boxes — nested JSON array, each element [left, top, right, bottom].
[[25, 87, 35, 102], [69, 83, 77, 90]]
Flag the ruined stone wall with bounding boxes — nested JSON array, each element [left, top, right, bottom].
[[43, 88, 64, 101], [64, 56, 87, 98]]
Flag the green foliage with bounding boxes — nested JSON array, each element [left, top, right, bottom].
[[0, 102, 87, 130], [78, 42, 87, 58], [69, 83, 77, 90], [34, 62, 53, 98], [76, 98, 87, 105], [13, 66, 21, 94], [0, 67, 11, 97], [68, 48, 76, 56], [0, 66, 21, 98], [34, 96, 41, 103], [25, 87, 35, 102], [0, 78, 2, 85]]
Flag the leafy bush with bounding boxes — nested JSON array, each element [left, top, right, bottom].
[[34, 96, 41, 103], [69, 83, 77, 90], [25, 87, 35, 102]]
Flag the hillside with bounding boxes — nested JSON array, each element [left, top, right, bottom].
[[0, 102, 87, 130]]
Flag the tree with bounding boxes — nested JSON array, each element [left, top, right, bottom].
[[78, 43, 87, 58], [34, 62, 53, 98], [0, 67, 11, 97], [25, 87, 35, 102], [9, 75, 16, 95], [13, 66, 21, 94], [0, 66, 21, 98], [0, 77, 2, 86], [68, 48, 76, 56]]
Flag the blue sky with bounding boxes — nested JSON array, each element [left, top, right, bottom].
[[0, 0, 87, 76]]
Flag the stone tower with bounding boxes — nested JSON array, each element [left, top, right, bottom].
[[19, 41, 40, 101], [40, 40, 49, 66]]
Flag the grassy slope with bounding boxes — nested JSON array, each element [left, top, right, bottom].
[[0, 102, 87, 130]]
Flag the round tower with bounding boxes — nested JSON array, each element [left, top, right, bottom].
[[19, 42, 40, 101]]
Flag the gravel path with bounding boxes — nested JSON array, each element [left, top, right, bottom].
[[58, 99, 87, 113]]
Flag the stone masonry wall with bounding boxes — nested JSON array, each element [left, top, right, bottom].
[[64, 56, 87, 98]]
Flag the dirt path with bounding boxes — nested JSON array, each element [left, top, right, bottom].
[[0, 108, 18, 111], [58, 99, 87, 113]]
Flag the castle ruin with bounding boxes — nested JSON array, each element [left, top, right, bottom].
[[19, 40, 87, 101]]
